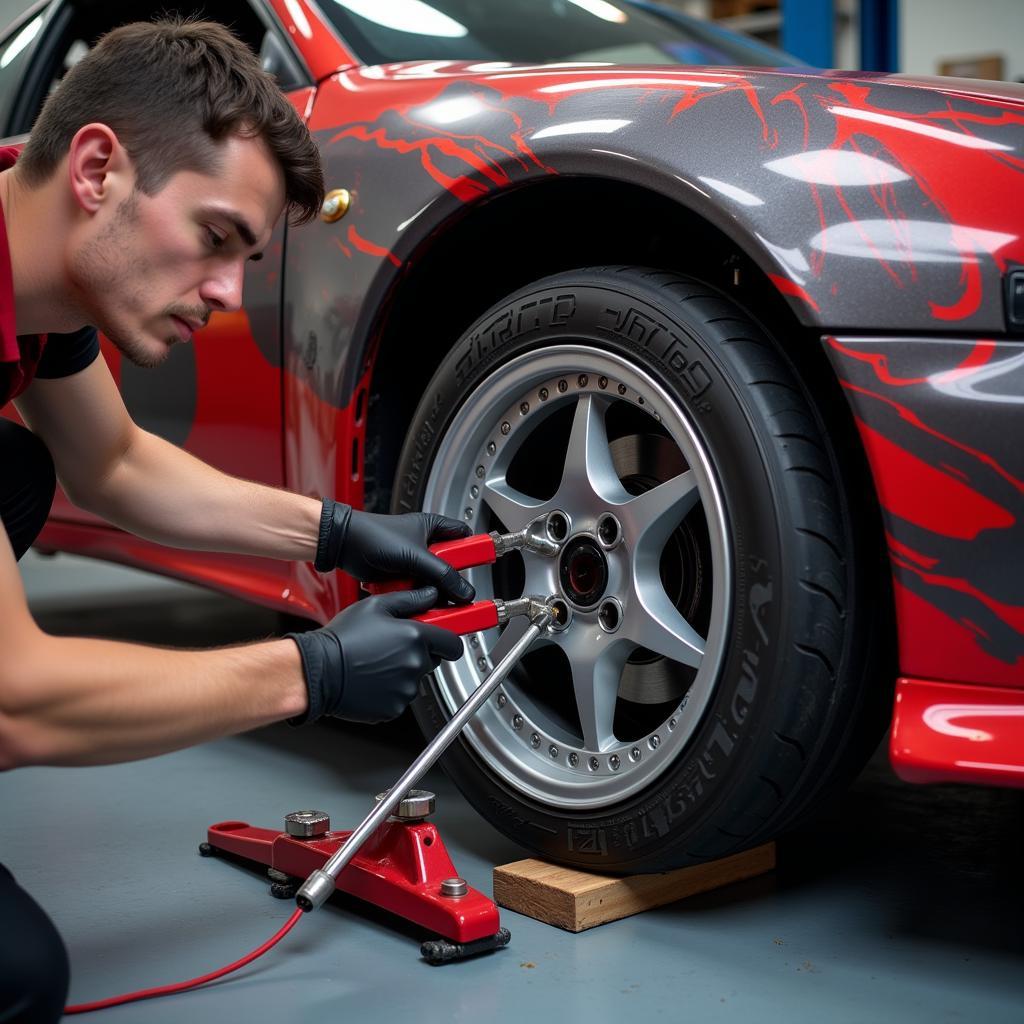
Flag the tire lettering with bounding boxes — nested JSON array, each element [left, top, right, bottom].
[[567, 826, 608, 854], [750, 580, 773, 647], [732, 649, 758, 725], [455, 294, 577, 388], [597, 304, 712, 399]]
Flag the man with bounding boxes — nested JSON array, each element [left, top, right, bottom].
[[0, 19, 474, 1022]]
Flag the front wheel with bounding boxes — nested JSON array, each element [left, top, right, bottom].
[[394, 267, 889, 872]]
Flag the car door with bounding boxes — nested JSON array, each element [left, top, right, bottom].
[[0, 0, 309, 531]]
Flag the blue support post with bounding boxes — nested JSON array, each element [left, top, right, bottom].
[[781, 0, 834, 69], [860, 0, 899, 72]]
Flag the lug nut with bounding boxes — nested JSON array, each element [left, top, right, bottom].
[[589, 756, 600, 771], [597, 512, 622, 550], [568, 752, 579, 767], [545, 510, 570, 543], [549, 598, 571, 631], [513, 714, 523, 730], [598, 598, 621, 633]]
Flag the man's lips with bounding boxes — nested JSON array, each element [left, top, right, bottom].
[[169, 315, 201, 341]]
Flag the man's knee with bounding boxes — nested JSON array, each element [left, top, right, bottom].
[[0, 419, 57, 560], [0, 866, 70, 1023]]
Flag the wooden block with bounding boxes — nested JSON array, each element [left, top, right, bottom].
[[493, 842, 775, 932]]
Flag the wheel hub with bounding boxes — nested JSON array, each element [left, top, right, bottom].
[[559, 535, 609, 608]]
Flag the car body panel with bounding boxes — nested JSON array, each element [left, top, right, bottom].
[[825, 335, 1023, 691]]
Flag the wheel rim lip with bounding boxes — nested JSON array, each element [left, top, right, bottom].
[[423, 344, 732, 810]]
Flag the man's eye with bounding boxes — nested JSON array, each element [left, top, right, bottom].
[[205, 228, 226, 249]]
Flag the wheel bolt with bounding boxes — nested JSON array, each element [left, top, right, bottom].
[[497, 693, 507, 708], [598, 599, 621, 633], [630, 747, 641, 762], [545, 511, 570, 543], [549, 744, 559, 759], [520, 402, 529, 415], [589, 756, 600, 771], [609, 755, 621, 771], [568, 752, 579, 767], [558, 379, 568, 393], [501, 421, 511, 435], [539, 387, 549, 401], [513, 714, 523, 730], [599, 376, 608, 389], [597, 513, 621, 550], [617, 383, 627, 395], [649, 734, 661, 750], [530, 733, 541, 748], [487, 441, 496, 454], [577, 374, 588, 388]]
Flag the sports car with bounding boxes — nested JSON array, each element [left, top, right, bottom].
[[3, 0, 1022, 872]]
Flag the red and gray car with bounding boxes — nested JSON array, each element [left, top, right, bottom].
[[2, 0, 1022, 872]]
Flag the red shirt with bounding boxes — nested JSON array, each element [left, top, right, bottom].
[[0, 146, 47, 408]]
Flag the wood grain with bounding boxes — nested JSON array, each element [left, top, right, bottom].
[[493, 843, 776, 932]]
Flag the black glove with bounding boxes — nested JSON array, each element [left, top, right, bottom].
[[314, 498, 475, 604], [287, 586, 464, 725]]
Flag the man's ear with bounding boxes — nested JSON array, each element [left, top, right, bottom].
[[67, 123, 130, 213]]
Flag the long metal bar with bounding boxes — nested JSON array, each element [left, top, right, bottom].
[[296, 607, 552, 912]]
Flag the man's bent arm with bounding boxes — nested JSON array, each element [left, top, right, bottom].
[[15, 356, 322, 561], [0, 533, 307, 769]]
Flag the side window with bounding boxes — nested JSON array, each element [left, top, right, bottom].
[[0, 9, 48, 136], [5, 1, 307, 139]]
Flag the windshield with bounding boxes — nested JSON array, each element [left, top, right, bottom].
[[320, 0, 799, 68]]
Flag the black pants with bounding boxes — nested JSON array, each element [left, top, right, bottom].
[[1, 420, 67, 1022]]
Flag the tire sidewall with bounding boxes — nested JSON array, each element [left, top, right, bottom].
[[395, 270, 802, 870]]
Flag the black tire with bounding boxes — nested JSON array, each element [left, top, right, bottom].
[[393, 266, 892, 872]]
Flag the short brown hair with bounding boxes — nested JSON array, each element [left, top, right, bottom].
[[17, 18, 323, 224]]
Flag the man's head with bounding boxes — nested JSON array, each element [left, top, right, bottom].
[[16, 19, 324, 366]]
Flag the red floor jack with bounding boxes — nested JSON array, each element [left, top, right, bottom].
[[199, 526, 558, 965]]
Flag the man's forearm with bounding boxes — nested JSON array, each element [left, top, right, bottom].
[[0, 630, 307, 768], [80, 428, 323, 561]]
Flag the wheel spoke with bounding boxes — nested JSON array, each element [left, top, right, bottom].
[[562, 632, 629, 752], [558, 394, 631, 507], [481, 478, 547, 533], [624, 470, 701, 567], [626, 576, 705, 669]]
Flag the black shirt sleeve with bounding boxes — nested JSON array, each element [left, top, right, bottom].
[[35, 326, 101, 380]]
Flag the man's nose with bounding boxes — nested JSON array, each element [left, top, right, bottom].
[[200, 260, 245, 313]]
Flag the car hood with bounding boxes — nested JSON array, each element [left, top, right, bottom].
[[355, 60, 1024, 107]]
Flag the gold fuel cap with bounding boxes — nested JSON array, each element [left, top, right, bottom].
[[320, 188, 352, 223]]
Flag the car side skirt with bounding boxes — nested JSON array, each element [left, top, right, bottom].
[[891, 677, 1024, 787]]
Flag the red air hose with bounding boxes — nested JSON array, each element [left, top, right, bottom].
[[64, 909, 304, 1014]]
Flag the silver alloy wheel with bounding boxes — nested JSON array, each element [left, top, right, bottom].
[[423, 346, 731, 809]]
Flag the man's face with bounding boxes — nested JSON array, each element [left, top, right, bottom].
[[69, 134, 286, 367]]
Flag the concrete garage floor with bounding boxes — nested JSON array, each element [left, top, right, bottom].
[[4, 553, 1024, 1022]]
